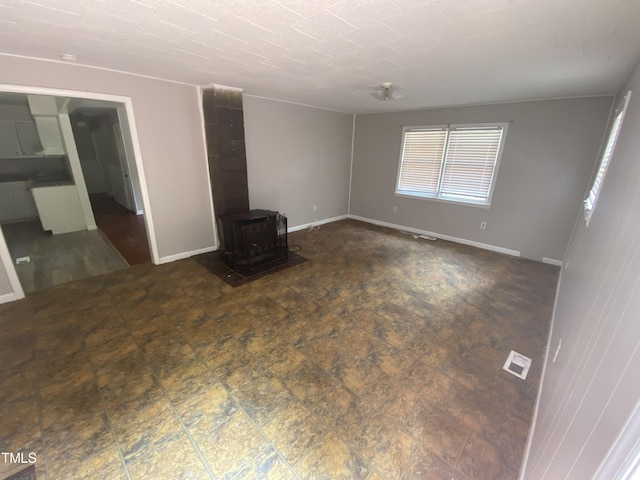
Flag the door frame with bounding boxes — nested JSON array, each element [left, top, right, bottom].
[[116, 107, 144, 214], [111, 122, 136, 212], [0, 83, 160, 302]]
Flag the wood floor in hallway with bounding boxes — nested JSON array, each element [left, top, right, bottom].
[[90, 193, 151, 265]]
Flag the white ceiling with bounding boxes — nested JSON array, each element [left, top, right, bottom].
[[1, 0, 639, 113]]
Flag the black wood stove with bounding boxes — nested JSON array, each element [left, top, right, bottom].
[[217, 209, 288, 274]]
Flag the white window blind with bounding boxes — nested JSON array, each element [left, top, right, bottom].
[[584, 91, 631, 225], [397, 128, 447, 196], [440, 127, 504, 202], [396, 123, 507, 206]]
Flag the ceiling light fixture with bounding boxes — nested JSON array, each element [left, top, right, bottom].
[[60, 53, 77, 62], [371, 82, 402, 101]]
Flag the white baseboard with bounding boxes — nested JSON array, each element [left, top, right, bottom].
[[348, 214, 522, 257], [158, 214, 349, 264], [288, 214, 349, 233], [0, 292, 24, 304], [519, 263, 564, 479], [542, 257, 563, 267], [158, 244, 218, 264]]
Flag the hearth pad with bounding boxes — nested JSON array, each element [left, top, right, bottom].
[[195, 251, 307, 287]]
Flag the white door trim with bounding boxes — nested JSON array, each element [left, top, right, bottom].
[[110, 123, 134, 211], [0, 83, 160, 302], [0, 227, 24, 302], [116, 107, 144, 214]]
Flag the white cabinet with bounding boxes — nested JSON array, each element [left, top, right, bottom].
[[0, 120, 43, 157], [0, 181, 39, 222], [0, 122, 21, 158], [31, 184, 86, 234], [15, 122, 43, 155], [33, 116, 64, 155]]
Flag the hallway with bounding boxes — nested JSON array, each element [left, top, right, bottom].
[[90, 193, 150, 265]]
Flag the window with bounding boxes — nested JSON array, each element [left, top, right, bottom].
[[396, 123, 508, 206], [583, 91, 632, 225]]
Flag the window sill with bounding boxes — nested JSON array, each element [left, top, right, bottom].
[[394, 192, 491, 209]]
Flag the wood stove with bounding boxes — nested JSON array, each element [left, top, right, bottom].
[[203, 88, 289, 275], [217, 209, 288, 274]]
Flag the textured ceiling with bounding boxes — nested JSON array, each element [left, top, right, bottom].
[[1, 0, 639, 113]]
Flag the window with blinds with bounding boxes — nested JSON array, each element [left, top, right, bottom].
[[396, 123, 508, 206], [583, 91, 631, 226]]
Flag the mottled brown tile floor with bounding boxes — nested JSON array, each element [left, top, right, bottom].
[[0, 219, 559, 480]]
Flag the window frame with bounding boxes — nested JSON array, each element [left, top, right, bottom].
[[395, 122, 509, 207], [583, 91, 632, 226]]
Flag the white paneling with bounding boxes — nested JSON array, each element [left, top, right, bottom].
[[524, 58, 640, 479]]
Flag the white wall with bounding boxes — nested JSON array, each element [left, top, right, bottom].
[[524, 59, 640, 478], [243, 96, 353, 228], [350, 97, 613, 261], [0, 54, 214, 298]]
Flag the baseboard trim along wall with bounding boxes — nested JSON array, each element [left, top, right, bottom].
[[348, 214, 522, 257], [158, 245, 218, 264], [542, 257, 563, 266], [519, 263, 564, 479], [288, 214, 349, 233], [158, 214, 350, 264], [0, 292, 22, 304], [158, 212, 539, 266]]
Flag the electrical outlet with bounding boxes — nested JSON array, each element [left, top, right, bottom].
[[480, 221, 487, 230], [313, 205, 317, 212], [392, 206, 397, 213]]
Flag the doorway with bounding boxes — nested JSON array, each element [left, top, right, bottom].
[[70, 104, 151, 265], [0, 85, 158, 299]]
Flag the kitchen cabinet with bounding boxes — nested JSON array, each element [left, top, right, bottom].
[[31, 184, 86, 234], [0, 122, 21, 158], [0, 181, 38, 222], [15, 121, 42, 155], [0, 120, 43, 158]]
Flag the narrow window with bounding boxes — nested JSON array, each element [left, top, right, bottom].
[[584, 91, 632, 225]]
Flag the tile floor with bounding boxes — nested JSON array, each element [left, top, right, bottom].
[[0, 219, 559, 480], [1, 220, 127, 294]]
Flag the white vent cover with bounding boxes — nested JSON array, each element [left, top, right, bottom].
[[503, 350, 532, 380]]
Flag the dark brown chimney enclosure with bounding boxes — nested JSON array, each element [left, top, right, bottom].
[[203, 87, 287, 273]]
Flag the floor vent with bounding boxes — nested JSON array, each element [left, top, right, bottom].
[[503, 350, 532, 380], [3, 465, 36, 480]]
